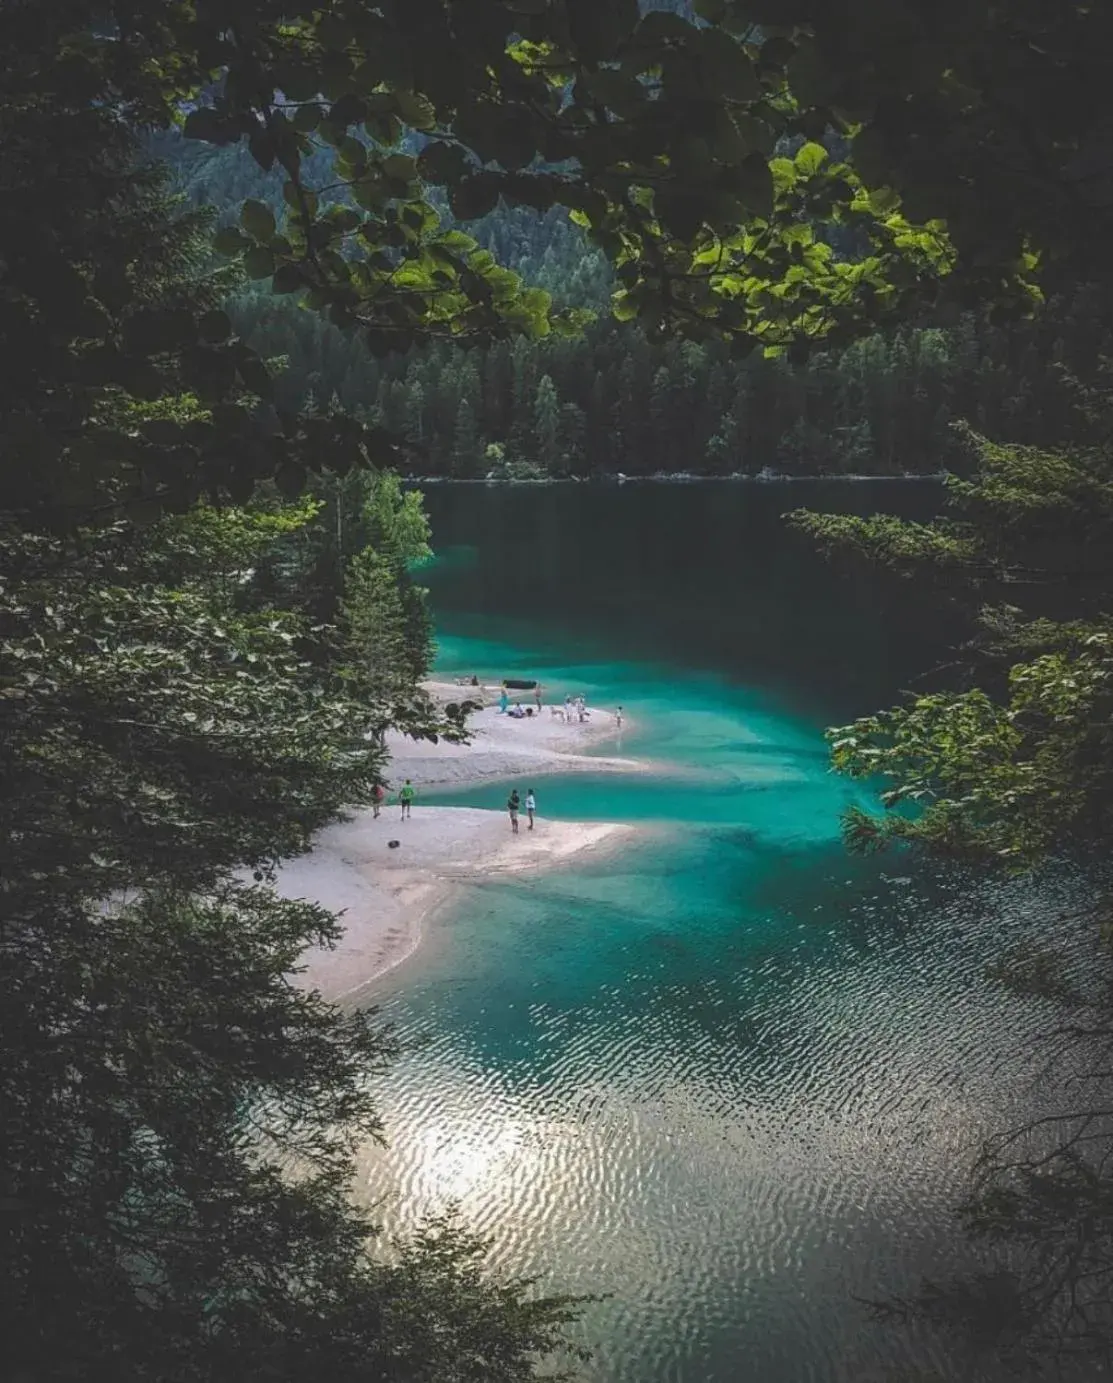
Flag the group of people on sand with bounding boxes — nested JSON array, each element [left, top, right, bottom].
[[498, 682, 543, 717], [371, 778, 415, 820], [506, 787, 536, 834], [493, 683, 624, 731], [369, 682, 625, 836], [371, 776, 537, 835]]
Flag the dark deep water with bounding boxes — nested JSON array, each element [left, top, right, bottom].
[[356, 481, 1084, 1383]]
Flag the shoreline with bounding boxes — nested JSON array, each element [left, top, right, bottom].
[[282, 682, 645, 1003], [283, 808, 638, 1006], [405, 473, 946, 486]]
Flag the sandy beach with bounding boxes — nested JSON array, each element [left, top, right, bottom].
[[279, 682, 641, 1003], [383, 680, 643, 788]]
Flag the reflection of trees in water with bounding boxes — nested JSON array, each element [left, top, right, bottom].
[[878, 910, 1113, 1376]]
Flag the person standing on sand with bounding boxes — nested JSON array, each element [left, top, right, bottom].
[[534, 684, 543, 711], [499, 685, 509, 715], [372, 782, 385, 819], [616, 706, 623, 729], [507, 789, 521, 834], [525, 788, 536, 830], [399, 779, 415, 820]]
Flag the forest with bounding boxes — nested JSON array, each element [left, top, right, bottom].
[[158, 129, 1113, 479]]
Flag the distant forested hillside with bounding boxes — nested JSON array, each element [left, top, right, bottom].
[[152, 123, 1113, 478]]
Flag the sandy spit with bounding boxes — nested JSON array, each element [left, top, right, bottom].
[[279, 806, 634, 1004], [382, 680, 648, 788], [274, 681, 646, 1004]]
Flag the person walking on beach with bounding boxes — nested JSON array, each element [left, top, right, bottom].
[[372, 782, 385, 819], [499, 685, 509, 715], [534, 683, 543, 711], [399, 779, 415, 820], [507, 789, 521, 834], [616, 706, 623, 730], [525, 788, 536, 831]]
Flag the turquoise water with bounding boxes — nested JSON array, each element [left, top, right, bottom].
[[358, 483, 1076, 1382], [427, 637, 866, 838]]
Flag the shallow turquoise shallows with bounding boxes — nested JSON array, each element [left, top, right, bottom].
[[357, 482, 1078, 1383]]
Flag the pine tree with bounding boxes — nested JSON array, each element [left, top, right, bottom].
[[707, 409, 742, 473], [559, 402, 587, 475], [533, 373, 562, 473], [452, 395, 480, 476], [336, 547, 411, 712], [404, 379, 426, 445]]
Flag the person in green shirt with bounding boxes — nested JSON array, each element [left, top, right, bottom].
[[399, 779, 415, 820]]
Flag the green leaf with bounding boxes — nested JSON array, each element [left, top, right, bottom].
[[329, 93, 369, 129], [248, 129, 275, 171], [654, 189, 707, 242], [182, 107, 227, 143], [338, 135, 368, 167], [241, 199, 277, 243], [213, 226, 248, 256], [272, 265, 304, 294], [291, 103, 323, 133], [383, 153, 417, 181], [794, 141, 828, 176], [612, 288, 640, 321], [243, 246, 276, 280], [737, 153, 775, 218], [868, 185, 902, 215], [392, 90, 437, 132], [697, 29, 761, 102], [566, 0, 638, 61], [417, 141, 471, 184], [450, 175, 499, 221]]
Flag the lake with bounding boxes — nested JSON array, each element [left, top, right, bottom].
[[356, 481, 1080, 1383]]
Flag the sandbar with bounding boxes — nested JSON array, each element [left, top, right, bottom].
[[280, 681, 644, 1003], [383, 680, 647, 788]]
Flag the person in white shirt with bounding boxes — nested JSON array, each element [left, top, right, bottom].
[[525, 789, 536, 830]]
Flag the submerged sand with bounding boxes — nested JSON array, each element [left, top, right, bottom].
[[279, 682, 643, 1003]]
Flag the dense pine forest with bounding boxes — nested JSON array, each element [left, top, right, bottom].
[[155, 129, 1113, 479]]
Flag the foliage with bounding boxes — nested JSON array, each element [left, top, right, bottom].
[[795, 409, 1113, 1364], [228, 287, 1113, 479], [1, 492, 583, 1379], [0, 21, 582, 1367], [483, 441, 551, 482], [791, 426, 1113, 865], [364, 470, 433, 562], [337, 545, 431, 709], [10, 0, 1113, 526], [38, 0, 1108, 378]]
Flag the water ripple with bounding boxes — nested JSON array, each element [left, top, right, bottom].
[[353, 844, 1098, 1383]]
